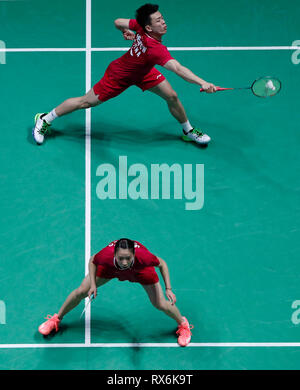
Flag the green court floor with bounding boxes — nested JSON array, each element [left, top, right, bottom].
[[0, 0, 300, 370]]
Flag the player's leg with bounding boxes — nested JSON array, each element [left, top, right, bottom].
[[142, 282, 193, 346], [57, 274, 110, 320], [147, 77, 211, 145], [54, 88, 103, 117], [38, 276, 110, 335], [33, 60, 129, 145], [33, 88, 103, 145], [142, 282, 183, 325], [148, 79, 188, 124]]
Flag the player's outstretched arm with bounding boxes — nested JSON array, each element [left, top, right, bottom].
[[164, 59, 217, 93]]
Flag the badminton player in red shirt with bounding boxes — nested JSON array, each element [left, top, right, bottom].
[[33, 3, 217, 146], [38, 238, 193, 347]]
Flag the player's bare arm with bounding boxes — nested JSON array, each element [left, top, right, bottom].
[[114, 18, 135, 40], [164, 59, 217, 93], [114, 18, 130, 30], [157, 257, 176, 305], [88, 255, 97, 298]]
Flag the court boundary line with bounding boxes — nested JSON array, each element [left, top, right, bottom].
[[1, 342, 300, 349], [0, 46, 299, 52], [84, 0, 92, 347]]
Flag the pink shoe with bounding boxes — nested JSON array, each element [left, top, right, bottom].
[[176, 317, 193, 347], [38, 314, 60, 336]]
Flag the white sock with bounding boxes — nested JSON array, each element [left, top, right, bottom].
[[181, 120, 193, 134], [43, 109, 58, 124]]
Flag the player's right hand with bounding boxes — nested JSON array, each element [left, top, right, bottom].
[[201, 82, 217, 93], [88, 285, 97, 299], [166, 289, 177, 306], [123, 29, 135, 40]]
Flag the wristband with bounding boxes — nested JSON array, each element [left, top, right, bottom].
[[166, 287, 172, 290]]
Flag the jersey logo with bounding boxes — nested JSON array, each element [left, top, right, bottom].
[[130, 34, 147, 57]]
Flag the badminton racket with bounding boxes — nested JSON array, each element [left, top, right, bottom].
[[200, 76, 281, 97], [80, 293, 94, 319]]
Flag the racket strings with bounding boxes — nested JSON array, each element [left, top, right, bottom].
[[251, 77, 281, 97]]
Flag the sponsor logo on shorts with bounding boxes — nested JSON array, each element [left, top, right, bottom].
[[156, 74, 162, 79], [96, 156, 204, 211]]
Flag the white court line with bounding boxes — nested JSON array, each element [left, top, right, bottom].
[[84, 0, 92, 347], [164, 46, 300, 51], [0, 48, 86, 52], [0, 46, 299, 52], [92, 45, 300, 51], [1, 343, 300, 349]]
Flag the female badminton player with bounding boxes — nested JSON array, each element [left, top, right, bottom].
[[33, 3, 217, 146], [38, 238, 193, 347]]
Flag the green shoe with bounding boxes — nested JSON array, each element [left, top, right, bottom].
[[182, 128, 211, 144], [33, 113, 51, 145]]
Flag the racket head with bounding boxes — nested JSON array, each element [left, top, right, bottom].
[[251, 76, 281, 98]]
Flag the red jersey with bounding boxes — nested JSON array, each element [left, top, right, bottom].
[[107, 19, 174, 85], [93, 240, 160, 282]]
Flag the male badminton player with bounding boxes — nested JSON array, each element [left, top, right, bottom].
[[38, 238, 193, 347], [33, 3, 217, 146]]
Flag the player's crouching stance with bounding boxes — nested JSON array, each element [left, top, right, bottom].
[[38, 238, 193, 347]]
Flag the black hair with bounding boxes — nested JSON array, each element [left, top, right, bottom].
[[136, 3, 159, 31], [114, 238, 135, 254]]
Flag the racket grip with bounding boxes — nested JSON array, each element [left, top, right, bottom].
[[200, 86, 232, 92], [88, 293, 95, 300]]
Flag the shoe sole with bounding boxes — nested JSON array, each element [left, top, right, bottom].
[[182, 135, 193, 142], [178, 338, 191, 347], [32, 129, 43, 145], [38, 327, 59, 336], [181, 135, 210, 145], [32, 114, 43, 145]]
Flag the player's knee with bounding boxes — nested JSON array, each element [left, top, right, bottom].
[[82, 90, 101, 108], [153, 299, 167, 311], [79, 97, 93, 109], [166, 90, 178, 103], [79, 94, 98, 109]]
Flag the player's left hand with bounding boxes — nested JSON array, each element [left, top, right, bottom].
[[123, 29, 135, 40], [166, 289, 176, 305]]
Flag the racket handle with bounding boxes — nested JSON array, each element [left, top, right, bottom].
[[200, 86, 234, 92], [88, 293, 95, 301]]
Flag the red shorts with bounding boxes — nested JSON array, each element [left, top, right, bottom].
[[96, 265, 159, 285], [93, 66, 166, 102]]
